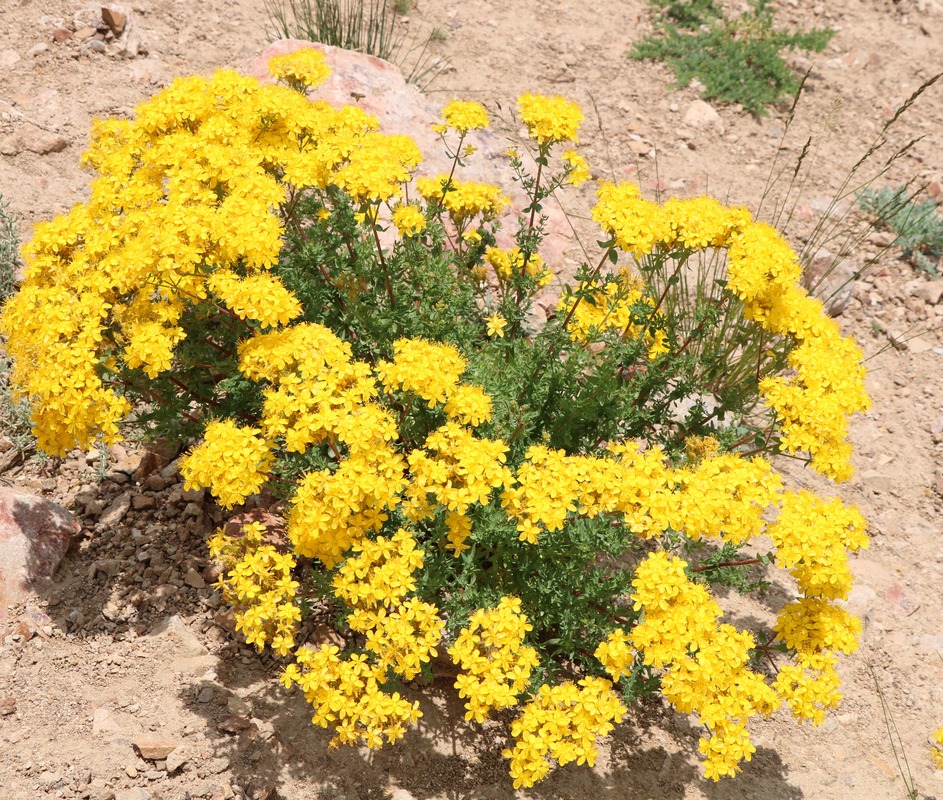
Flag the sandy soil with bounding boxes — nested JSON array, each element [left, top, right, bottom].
[[2, 0, 943, 798]]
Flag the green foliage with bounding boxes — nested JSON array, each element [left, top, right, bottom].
[[266, 0, 400, 60], [0, 194, 19, 304], [0, 353, 34, 453], [649, 0, 722, 29], [0, 203, 31, 456], [857, 186, 943, 277], [630, 0, 834, 116]]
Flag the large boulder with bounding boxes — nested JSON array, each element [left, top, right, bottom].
[[0, 490, 79, 621]]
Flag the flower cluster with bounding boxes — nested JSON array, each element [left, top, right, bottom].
[[416, 174, 508, 228], [562, 149, 591, 186], [594, 628, 633, 682], [334, 529, 443, 682], [448, 597, 540, 723], [207, 269, 302, 329], [770, 490, 869, 600], [241, 323, 406, 566], [501, 445, 585, 543], [391, 203, 426, 237], [630, 552, 780, 780], [0, 49, 386, 454], [484, 246, 552, 287], [503, 677, 626, 789], [281, 647, 421, 749], [668, 453, 783, 544], [283, 527, 443, 745], [932, 728, 943, 770], [181, 421, 274, 509], [208, 521, 300, 656], [592, 184, 870, 481], [268, 46, 331, 91], [334, 132, 423, 204], [332, 527, 424, 609], [558, 270, 669, 358], [435, 100, 490, 134], [517, 93, 584, 145], [377, 338, 469, 408], [405, 422, 511, 521]]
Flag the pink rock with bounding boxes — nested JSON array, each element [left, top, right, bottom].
[[251, 40, 572, 278], [131, 735, 180, 760], [885, 582, 918, 617], [0, 124, 69, 156], [0, 490, 80, 619]]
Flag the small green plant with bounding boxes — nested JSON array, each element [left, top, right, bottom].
[[0, 359, 32, 440], [649, 0, 722, 29], [630, 0, 833, 116], [0, 205, 32, 466], [0, 193, 19, 303], [857, 186, 943, 277]]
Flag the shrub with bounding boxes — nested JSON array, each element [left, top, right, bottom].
[[1, 47, 872, 787], [857, 185, 943, 277], [630, 0, 834, 116]]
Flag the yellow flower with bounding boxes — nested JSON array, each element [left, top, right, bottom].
[[210, 521, 301, 656], [391, 204, 426, 237], [268, 46, 332, 91], [332, 528, 424, 610], [444, 511, 473, 555], [208, 269, 302, 329], [416, 174, 507, 224], [594, 628, 633, 682], [449, 597, 540, 723], [486, 314, 507, 338], [335, 132, 423, 203], [931, 728, 943, 770], [376, 338, 467, 408], [517, 93, 584, 145], [180, 420, 274, 508], [562, 149, 591, 186], [438, 100, 490, 133], [485, 246, 550, 284], [404, 422, 511, 519], [503, 677, 626, 788], [443, 384, 493, 427]]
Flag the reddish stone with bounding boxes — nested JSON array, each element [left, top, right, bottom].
[[217, 715, 253, 734], [132, 441, 177, 481], [0, 490, 79, 620], [101, 6, 128, 36], [131, 735, 180, 760], [224, 509, 285, 544]]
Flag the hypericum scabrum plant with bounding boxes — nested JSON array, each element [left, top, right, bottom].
[[2, 45, 871, 788]]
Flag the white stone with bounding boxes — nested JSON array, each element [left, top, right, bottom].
[[682, 99, 724, 134]]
